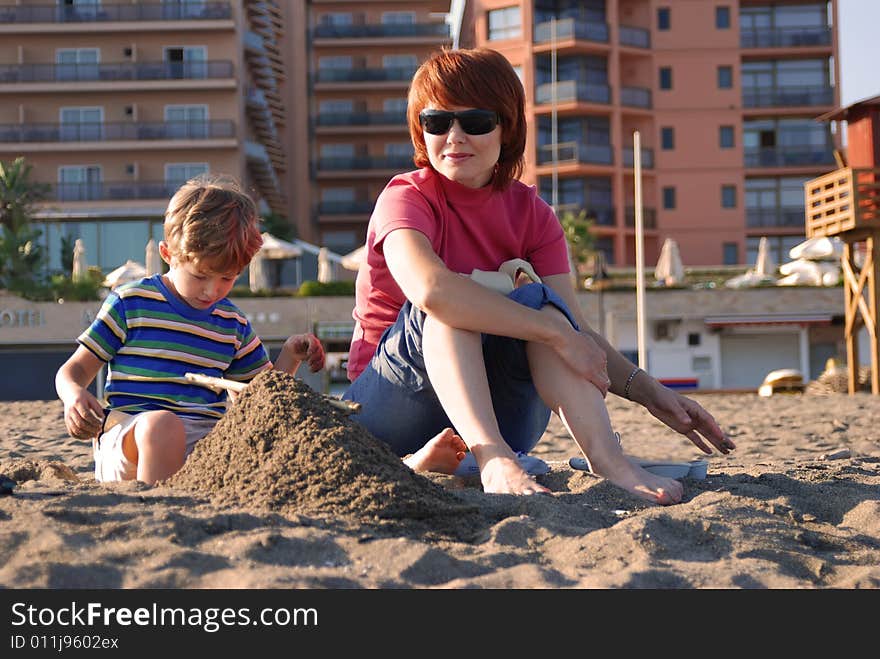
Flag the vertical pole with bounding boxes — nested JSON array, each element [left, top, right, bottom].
[[634, 130, 646, 369], [550, 17, 558, 212], [869, 235, 880, 393], [844, 240, 859, 394]]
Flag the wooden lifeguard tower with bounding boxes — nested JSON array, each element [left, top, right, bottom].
[[805, 95, 880, 394]]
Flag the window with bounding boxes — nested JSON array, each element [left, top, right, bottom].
[[164, 46, 206, 79], [723, 242, 738, 265], [322, 230, 358, 255], [164, 105, 208, 139], [321, 187, 355, 202], [319, 13, 352, 26], [319, 99, 354, 114], [319, 55, 352, 70], [659, 67, 672, 90], [56, 48, 99, 81], [721, 184, 737, 208], [661, 127, 675, 150], [657, 7, 670, 30], [717, 65, 733, 89], [662, 186, 676, 209], [716, 6, 731, 29], [720, 125, 735, 148], [320, 143, 355, 158], [163, 0, 205, 19], [165, 163, 208, 190], [385, 142, 413, 158], [688, 333, 702, 347], [59, 107, 103, 141], [382, 54, 418, 70], [381, 11, 415, 25], [487, 6, 521, 41], [58, 165, 102, 201]]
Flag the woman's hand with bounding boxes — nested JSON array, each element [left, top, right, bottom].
[[642, 382, 736, 454], [553, 327, 611, 397], [62, 388, 104, 439]]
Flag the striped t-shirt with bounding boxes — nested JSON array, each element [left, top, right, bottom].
[[78, 274, 270, 420]]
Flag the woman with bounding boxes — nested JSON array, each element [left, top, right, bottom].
[[343, 48, 735, 503]]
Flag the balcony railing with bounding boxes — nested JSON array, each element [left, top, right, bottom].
[[317, 155, 414, 170], [0, 60, 233, 83], [537, 141, 613, 166], [625, 206, 657, 229], [316, 66, 417, 83], [0, 120, 234, 142], [620, 86, 651, 108], [744, 145, 836, 168], [622, 147, 654, 169], [42, 180, 179, 202], [533, 18, 609, 44], [313, 23, 450, 39], [316, 111, 407, 127], [740, 26, 832, 49], [556, 204, 615, 226], [0, 2, 231, 23], [619, 24, 650, 48], [318, 200, 375, 214], [743, 86, 834, 108], [746, 206, 805, 228], [535, 80, 611, 105]]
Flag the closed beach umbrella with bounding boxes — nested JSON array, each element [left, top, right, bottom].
[[754, 236, 776, 277], [341, 245, 365, 271], [654, 238, 684, 285], [71, 238, 87, 282], [102, 260, 146, 289], [259, 233, 301, 259], [317, 247, 333, 283], [145, 238, 162, 276], [249, 250, 270, 292]]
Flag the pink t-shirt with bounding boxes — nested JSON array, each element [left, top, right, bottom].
[[348, 167, 570, 381]]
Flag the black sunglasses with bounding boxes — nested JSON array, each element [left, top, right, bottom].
[[419, 109, 500, 136]]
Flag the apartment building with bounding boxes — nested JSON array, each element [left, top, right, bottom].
[[0, 0, 286, 273], [455, 0, 839, 266], [286, 0, 452, 252]]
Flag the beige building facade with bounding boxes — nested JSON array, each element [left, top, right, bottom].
[[0, 0, 286, 273]]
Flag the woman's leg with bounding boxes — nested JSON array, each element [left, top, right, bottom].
[[422, 314, 549, 495], [525, 306, 683, 505]]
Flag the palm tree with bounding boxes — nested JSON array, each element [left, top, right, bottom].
[[0, 157, 49, 290]]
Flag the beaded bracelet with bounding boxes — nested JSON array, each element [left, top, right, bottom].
[[623, 366, 643, 400]]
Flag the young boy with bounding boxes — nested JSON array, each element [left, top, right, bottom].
[[55, 175, 325, 484]]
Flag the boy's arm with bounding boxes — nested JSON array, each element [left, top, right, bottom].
[[55, 345, 106, 439], [273, 333, 325, 376]]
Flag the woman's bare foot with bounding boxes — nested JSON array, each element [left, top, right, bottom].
[[594, 459, 683, 505], [403, 428, 468, 474]]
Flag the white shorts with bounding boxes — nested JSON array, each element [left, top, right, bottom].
[[92, 412, 218, 482]]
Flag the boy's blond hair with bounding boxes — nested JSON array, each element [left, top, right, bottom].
[[163, 175, 263, 273]]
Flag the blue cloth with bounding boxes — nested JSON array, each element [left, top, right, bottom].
[[343, 283, 579, 456]]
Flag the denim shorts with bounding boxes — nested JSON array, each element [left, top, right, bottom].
[[342, 283, 579, 456]]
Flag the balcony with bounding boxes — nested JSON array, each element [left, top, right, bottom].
[[317, 155, 414, 171], [533, 18, 609, 44], [625, 206, 657, 229], [620, 86, 651, 109], [535, 80, 611, 105], [619, 25, 650, 49], [746, 207, 806, 228], [0, 2, 231, 23], [537, 141, 613, 166], [316, 111, 407, 127], [740, 26, 832, 49], [622, 147, 654, 169], [743, 86, 834, 108], [313, 23, 449, 39], [318, 201, 376, 215], [0, 60, 233, 83], [315, 67, 417, 83], [744, 145, 836, 168], [42, 180, 178, 202], [0, 120, 235, 143]]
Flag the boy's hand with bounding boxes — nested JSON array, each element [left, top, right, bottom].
[[280, 333, 326, 373], [62, 389, 105, 439]]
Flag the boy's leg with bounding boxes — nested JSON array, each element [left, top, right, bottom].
[[525, 305, 683, 505], [121, 411, 187, 484]]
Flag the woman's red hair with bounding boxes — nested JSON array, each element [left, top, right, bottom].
[[407, 48, 526, 190]]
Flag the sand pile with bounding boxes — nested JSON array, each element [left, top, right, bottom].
[[806, 366, 872, 395], [168, 370, 480, 537]]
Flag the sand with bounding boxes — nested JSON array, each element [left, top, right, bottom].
[[1, 380, 879, 589]]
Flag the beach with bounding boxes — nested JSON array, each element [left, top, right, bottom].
[[2, 385, 879, 589]]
